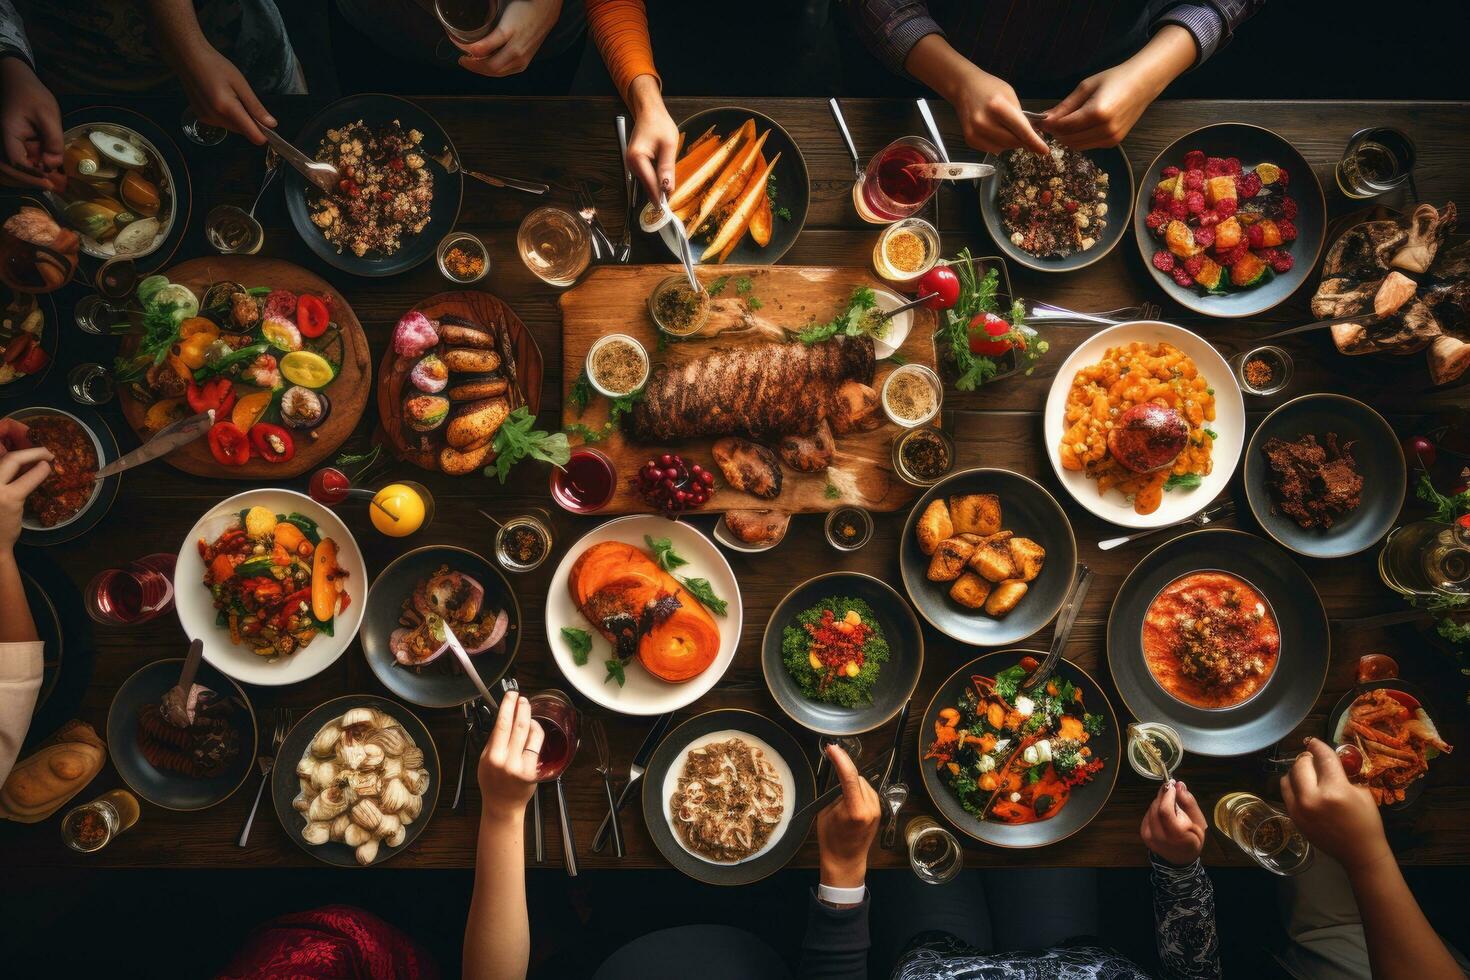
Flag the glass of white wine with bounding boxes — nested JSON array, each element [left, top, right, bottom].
[[518, 206, 591, 287]]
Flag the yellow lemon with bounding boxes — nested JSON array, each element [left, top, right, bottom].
[[371, 483, 426, 537]]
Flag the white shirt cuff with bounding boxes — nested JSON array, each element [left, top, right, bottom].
[[817, 883, 867, 907]]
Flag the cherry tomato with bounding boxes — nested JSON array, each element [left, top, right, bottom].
[[187, 377, 237, 419], [296, 294, 330, 339], [1356, 653, 1398, 684], [207, 421, 251, 466], [248, 423, 295, 464], [15, 343, 49, 375], [1335, 743, 1364, 778], [1402, 435, 1437, 468], [968, 312, 1014, 356], [916, 265, 961, 310]]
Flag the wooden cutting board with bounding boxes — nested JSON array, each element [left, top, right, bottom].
[[559, 265, 938, 514], [118, 255, 371, 479]]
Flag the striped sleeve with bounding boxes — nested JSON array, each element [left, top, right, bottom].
[[0, 0, 34, 69], [1153, 1, 1266, 67], [587, 0, 660, 105], [850, 0, 945, 77]]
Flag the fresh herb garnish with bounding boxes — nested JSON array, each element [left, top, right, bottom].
[[797, 286, 878, 345], [747, 295, 763, 310], [824, 480, 840, 500], [488, 406, 571, 483], [113, 299, 185, 382], [1164, 473, 1203, 492], [604, 659, 627, 686], [643, 535, 727, 615], [766, 176, 792, 221], [560, 627, 592, 666], [993, 664, 1027, 703], [881, 352, 908, 366], [939, 250, 1048, 389], [735, 276, 754, 295], [644, 534, 688, 572], [1203, 427, 1219, 441], [566, 386, 644, 444], [570, 369, 593, 415], [706, 276, 730, 296], [679, 576, 728, 616]]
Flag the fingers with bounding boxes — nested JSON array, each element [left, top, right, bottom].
[[1287, 747, 1318, 799], [1303, 737, 1348, 787], [0, 418, 31, 451], [0, 159, 49, 190], [488, 691, 519, 760], [654, 134, 677, 199], [506, 695, 532, 757], [9, 458, 51, 497], [1174, 781, 1206, 827], [219, 95, 267, 145], [0, 446, 51, 484], [629, 150, 662, 206], [453, 24, 511, 61], [33, 99, 63, 164], [233, 83, 277, 133], [995, 102, 1049, 155], [826, 743, 866, 802], [524, 718, 545, 759], [1044, 85, 1090, 125]]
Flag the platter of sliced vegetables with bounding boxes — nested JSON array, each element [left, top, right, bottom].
[[115, 256, 371, 478]]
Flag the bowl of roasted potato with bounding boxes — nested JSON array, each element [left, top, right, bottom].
[[900, 468, 1076, 647]]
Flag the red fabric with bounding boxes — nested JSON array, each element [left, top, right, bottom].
[[215, 905, 438, 980]]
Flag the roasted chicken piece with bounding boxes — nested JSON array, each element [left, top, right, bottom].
[[927, 536, 978, 582], [915, 499, 953, 556], [1107, 403, 1189, 474], [778, 419, 835, 472], [722, 510, 789, 546], [712, 437, 783, 499], [949, 494, 1001, 536]]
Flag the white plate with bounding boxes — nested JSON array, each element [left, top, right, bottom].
[[1043, 321, 1244, 529], [544, 515, 742, 715], [869, 287, 915, 359], [659, 728, 796, 865], [710, 514, 785, 553], [174, 489, 368, 687]]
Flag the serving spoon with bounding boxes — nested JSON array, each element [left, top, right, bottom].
[[260, 127, 341, 196]]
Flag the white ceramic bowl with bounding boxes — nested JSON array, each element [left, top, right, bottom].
[[9, 406, 106, 532], [869, 286, 915, 360], [1043, 321, 1244, 529], [174, 489, 367, 686]]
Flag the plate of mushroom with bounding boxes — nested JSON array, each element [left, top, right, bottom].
[[272, 695, 438, 867]]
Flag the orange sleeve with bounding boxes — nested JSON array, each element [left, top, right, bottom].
[[586, 0, 659, 104]]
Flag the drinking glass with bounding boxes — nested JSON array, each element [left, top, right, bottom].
[[67, 362, 115, 406], [180, 106, 227, 147], [1229, 346, 1293, 397], [853, 137, 940, 225], [1335, 128, 1416, 199], [1127, 721, 1184, 781], [73, 294, 125, 336], [434, 0, 500, 43], [204, 204, 264, 255], [61, 789, 141, 853], [905, 815, 963, 884], [494, 513, 554, 573], [84, 553, 176, 626], [1379, 520, 1470, 600], [528, 690, 581, 782], [94, 256, 138, 301], [518, 206, 591, 287], [1213, 792, 1313, 876]]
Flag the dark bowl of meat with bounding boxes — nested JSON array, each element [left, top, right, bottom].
[[1244, 393, 1405, 559], [361, 545, 520, 708], [1107, 529, 1329, 756], [7, 405, 119, 545], [107, 657, 257, 811], [980, 139, 1133, 273]]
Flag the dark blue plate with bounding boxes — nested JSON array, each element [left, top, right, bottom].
[[980, 144, 1133, 273]]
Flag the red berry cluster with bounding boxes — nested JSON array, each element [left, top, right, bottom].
[[633, 453, 716, 513]]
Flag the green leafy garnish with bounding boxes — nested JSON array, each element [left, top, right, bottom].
[[644, 535, 688, 572], [488, 406, 571, 483], [642, 536, 726, 615], [1164, 473, 1203, 492], [1204, 427, 1219, 441], [994, 664, 1027, 704], [780, 597, 888, 707], [1417, 473, 1470, 525], [939, 250, 1047, 389], [570, 370, 593, 415], [797, 286, 878, 345], [1084, 712, 1108, 737], [735, 276, 753, 295], [680, 576, 728, 616], [747, 295, 763, 311], [881, 352, 908, 367], [604, 659, 627, 686], [566, 386, 644, 444], [823, 480, 840, 500], [560, 627, 593, 666], [706, 276, 729, 296]]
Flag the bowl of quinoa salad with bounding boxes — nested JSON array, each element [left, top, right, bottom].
[[980, 138, 1133, 273], [285, 95, 462, 277]]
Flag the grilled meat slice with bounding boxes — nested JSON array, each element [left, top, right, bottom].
[[828, 380, 881, 434], [778, 419, 835, 472], [723, 510, 790, 546], [712, 437, 783, 499], [626, 336, 874, 441]]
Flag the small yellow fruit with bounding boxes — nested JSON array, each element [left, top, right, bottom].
[[371, 483, 427, 537]]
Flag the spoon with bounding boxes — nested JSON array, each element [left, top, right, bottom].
[[259, 126, 341, 197], [877, 292, 937, 325], [903, 161, 995, 181], [161, 638, 205, 728], [661, 193, 702, 294], [828, 98, 862, 179], [880, 781, 909, 849], [204, 149, 280, 255]]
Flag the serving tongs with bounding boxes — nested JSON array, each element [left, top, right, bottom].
[[661, 193, 702, 294], [260, 127, 341, 197]]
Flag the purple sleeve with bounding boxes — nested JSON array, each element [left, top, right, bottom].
[[1153, 1, 1266, 67], [850, 0, 945, 77]]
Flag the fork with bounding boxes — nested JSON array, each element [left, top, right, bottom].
[[1029, 301, 1162, 325], [589, 716, 623, 857], [453, 701, 477, 810], [238, 709, 291, 846], [575, 181, 618, 262], [1098, 499, 1235, 551], [426, 145, 549, 195]]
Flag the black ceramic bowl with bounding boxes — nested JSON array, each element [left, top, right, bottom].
[[762, 572, 923, 736], [642, 708, 815, 886], [1326, 678, 1438, 810], [1245, 393, 1406, 559], [663, 107, 808, 265], [272, 694, 439, 868], [106, 658, 257, 811], [918, 650, 1119, 848], [6, 404, 120, 547], [285, 94, 463, 277], [1133, 122, 1325, 318], [899, 468, 1077, 647], [980, 144, 1134, 273], [361, 545, 521, 708], [1107, 529, 1329, 756]]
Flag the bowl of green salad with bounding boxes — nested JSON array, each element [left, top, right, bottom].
[[762, 571, 924, 736]]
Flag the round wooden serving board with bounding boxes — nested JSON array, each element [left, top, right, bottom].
[[375, 290, 544, 472], [118, 255, 371, 479]]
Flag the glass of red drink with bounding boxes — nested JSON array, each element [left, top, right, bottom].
[[85, 553, 176, 625], [528, 690, 580, 782], [308, 466, 351, 506], [854, 137, 941, 224], [550, 448, 616, 513]]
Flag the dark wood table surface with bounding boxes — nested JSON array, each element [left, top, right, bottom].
[[4, 97, 1467, 870]]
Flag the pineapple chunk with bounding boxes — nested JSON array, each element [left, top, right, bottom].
[[1205, 175, 1237, 207], [245, 506, 278, 538], [1255, 163, 1281, 185], [1257, 219, 1283, 247], [1157, 176, 1179, 196], [1231, 251, 1269, 287], [1214, 216, 1243, 249], [1165, 220, 1200, 258], [1194, 257, 1223, 290]]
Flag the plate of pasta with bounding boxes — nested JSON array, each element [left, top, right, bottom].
[[1043, 321, 1243, 529]]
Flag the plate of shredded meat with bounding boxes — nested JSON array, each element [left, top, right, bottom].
[[643, 709, 815, 885], [1245, 393, 1405, 559]]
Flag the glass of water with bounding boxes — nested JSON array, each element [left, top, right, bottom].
[[905, 816, 963, 884], [73, 294, 124, 336], [181, 106, 227, 147], [68, 363, 115, 406], [1213, 792, 1313, 876], [1335, 127, 1416, 199]]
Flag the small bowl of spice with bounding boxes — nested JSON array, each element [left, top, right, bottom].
[[825, 506, 874, 552], [873, 217, 939, 284], [495, 514, 553, 573], [1231, 345, 1293, 397], [881, 364, 942, 428], [892, 426, 955, 487], [436, 232, 490, 284], [586, 333, 650, 400], [649, 274, 712, 338]]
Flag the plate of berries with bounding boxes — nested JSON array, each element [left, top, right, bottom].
[[1134, 124, 1324, 318]]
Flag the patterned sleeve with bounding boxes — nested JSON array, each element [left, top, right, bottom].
[[0, 0, 33, 68], [849, 0, 944, 77], [1149, 853, 1221, 980], [1153, 1, 1265, 67]]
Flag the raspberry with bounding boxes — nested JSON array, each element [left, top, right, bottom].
[[1224, 244, 1250, 266], [1204, 157, 1227, 178], [1183, 170, 1205, 192], [1270, 251, 1294, 274], [1184, 255, 1205, 277], [1215, 197, 1237, 218], [1224, 157, 1243, 175], [1183, 149, 1206, 171], [1276, 167, 1289, 188], [1161, 165, 1181, 179], [1172, 266, 1195, 287], [1193, 225, 1215, 248], [1281, 197, 1298, 220], [1247, 224, 1266, 248], [1153, 249, 1176, 272], [1237, 173, 1262, 198], [1146, 209, 1170, 233], [1185, 191, 1206, 214], [1278, 219, 1297, 242], [1169, 199, 1188, 220], [1153, 189, 1172, 209], [1199, 210, 1220, 227]]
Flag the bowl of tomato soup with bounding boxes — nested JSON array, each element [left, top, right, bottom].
[[1142, 571, 1281, 710]]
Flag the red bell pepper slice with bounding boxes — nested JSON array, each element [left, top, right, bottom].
[[207, 420, 250, 466], [296, 294, 330, 338], [248, 423, 295, 464], [188, 377, 237, 419], [14, 342, 49, 375]]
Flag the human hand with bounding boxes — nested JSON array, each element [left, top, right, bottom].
[[1043, 25, 1195, 149], [1281, 737, 1391, 875], [625, 75, 678, 202], [174, 43, 276, 145], [0, 445, 52, 551], [947, 64, 1047, 156], [455, 0, 563, 78], [816, 744, 881, 889], [477, 693, 545, 823], [1140, 780, 1207, 866], [0, 418, 33, 455], [0, 57, 63, 190]]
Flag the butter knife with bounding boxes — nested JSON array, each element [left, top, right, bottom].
[[1260, 315, 1372, 341], [92, 410, 214, 481]]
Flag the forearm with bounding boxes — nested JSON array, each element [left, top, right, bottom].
[[0, 0, 34, 68], [1348, 854, 1462, 980], [626, 73, 662, 122], [1154, 1, 1264, 67], [587, 0, 658, 106], [0, 548, 35, 643], [142, 0, 209, 65], [463, 810, 530, 980], [1124, 24, 1197, 99], [903, 33, 978, 104]]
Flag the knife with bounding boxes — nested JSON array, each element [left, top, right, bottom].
[[591, 711, 673, 853], [878, 699, 911, 794], [1259, 315, 1372, 341], [441, 622, 499, 711], [1022, 564, 1094, 694], [92, 410, 214, 481]]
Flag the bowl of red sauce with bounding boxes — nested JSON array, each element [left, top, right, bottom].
[[550, 448, 616, 513]]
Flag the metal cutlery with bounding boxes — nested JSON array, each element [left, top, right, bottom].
[[660, 194, 702, 295], [1021, 563, 1094, 694], [160, 638, 205, 728], [238, 709, 290, 846], [453, 700, 477, 810], [592, 711, 673, 853], [576, 181, 618, 262], [1028, 301, 1162, 326], [915, 99, 952, 164], [1260, 315, 1369, 341], [260, 127, 341, 196], [441, 622, 499, 710], [614, 115, 636, 262], [1097, 500, 1235, 551], [880, 781, 909, 849], [904, 161, 995, 181], [878, 701, 911, 795], [90, 410, 214, 482], [427, 145, 549, 195], [828, 98, 862, 178], [790, 761, 887, 827], [589, 716, 624, 857]]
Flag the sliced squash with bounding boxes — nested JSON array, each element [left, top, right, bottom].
[[231, 389, 273, 431], [311, 536, 341, 622]]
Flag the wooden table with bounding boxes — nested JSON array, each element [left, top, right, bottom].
[[4, 97, 1467, 870]]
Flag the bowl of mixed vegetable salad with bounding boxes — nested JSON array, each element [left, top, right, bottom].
[[175, 489, 367, 686]]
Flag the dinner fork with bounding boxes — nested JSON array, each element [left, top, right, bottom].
[[426, 145, 549, 195], [589, 716, 623, 857], [576, 181, 618, 262], [1028, 301, 1162, 326], [1097, 500, 1235, 551], [238, 709, 291, 847], [614, 115, 635, 262]]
